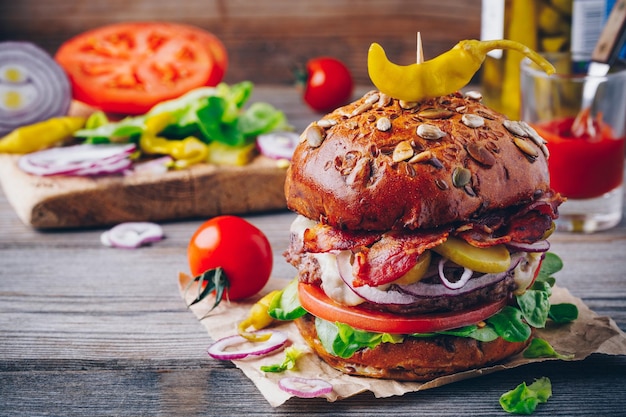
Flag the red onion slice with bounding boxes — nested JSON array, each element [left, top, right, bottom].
[[336, 251, 419, 305], [103, 222, 164, 249], [438, 258, 474, 290], [207, 330, 288, 360], [278, 377, 333, 398], [0, 42, 72, 135], [18, 143, 136, 176], [505, 240, 550, 253], [73, 157, 133, 176], [256, 131, 299, 160]]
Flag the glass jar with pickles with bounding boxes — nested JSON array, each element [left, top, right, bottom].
[[480, 0, 609, 119]]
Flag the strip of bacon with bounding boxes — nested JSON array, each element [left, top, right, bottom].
[[458, 192, 563, 247], [302, 223, 381, 253], [352, 230, 449, 287]]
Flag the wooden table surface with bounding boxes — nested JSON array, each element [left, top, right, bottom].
[[1, 86, 626, 416]]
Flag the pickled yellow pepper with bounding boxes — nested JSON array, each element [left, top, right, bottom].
[[0, 116, 85, 154], [367, 39, 555, 103], [139, 112, 209, 169], [237, 290, 280, 342]]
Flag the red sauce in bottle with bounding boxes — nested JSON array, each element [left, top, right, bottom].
[[533, 116, 625, 199]]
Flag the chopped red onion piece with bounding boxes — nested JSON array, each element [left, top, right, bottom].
[[256, 131, 299, 160], [438, 258, 474, 289], [207, 330, 288, 360], [278, 377, 333, 398], [103, 222, 164, 249]]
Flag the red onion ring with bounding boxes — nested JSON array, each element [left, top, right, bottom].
[[336, 251, 420, 305], [505, 240, 550, 253], [207, 330, 288, 360], [278, 377, 333, 398], [18, 143, 136, 176], [438, 258, 474, 289], [101, 222, 164, 249], [0, 42, 71, 135], [256, 131, 299, 160]]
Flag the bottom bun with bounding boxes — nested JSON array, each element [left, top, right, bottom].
[[295, 314, 530, 381]]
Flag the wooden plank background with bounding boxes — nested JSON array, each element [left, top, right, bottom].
[[0, 0, 481, 86]]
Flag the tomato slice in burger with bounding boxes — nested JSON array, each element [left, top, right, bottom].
[[55, 22, 228, 114], [298, 282, 507, 334]]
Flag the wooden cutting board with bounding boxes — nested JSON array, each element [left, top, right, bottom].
[[0, 154, 288, 229]]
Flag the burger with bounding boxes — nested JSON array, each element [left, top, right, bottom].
[[280, 89, 563, 381]]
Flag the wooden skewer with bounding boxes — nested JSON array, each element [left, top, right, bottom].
[[416, 32, 424, 64]]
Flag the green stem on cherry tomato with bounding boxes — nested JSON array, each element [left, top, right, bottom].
[[185, 267, 231, 316]]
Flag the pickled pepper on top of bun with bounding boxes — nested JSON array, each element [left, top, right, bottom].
[[367, 39, 555, 102]]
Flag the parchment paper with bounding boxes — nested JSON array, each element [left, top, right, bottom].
[[178, 274, 626, 407]]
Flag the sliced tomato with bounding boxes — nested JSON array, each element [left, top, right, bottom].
[[55, 22, 228, 114], [298, 282, 507, 334]]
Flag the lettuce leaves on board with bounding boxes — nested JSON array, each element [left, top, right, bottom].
[[75, 82, 290, 147]]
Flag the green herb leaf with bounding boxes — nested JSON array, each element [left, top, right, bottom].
[[260, 346, 304, 373], [523, 338, 574, 360], [549, 303, 579, 323], [516, 283, 551, 328], [499, 377, 552, 415], [486, 306, 532, 343], [268, 278, 307, 321], [434, 325, 498, 342]]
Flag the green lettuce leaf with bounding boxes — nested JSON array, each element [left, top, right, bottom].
[[74, 82, 289, 148], [196, 96, 246, 146], [486, 306, 532, 343], [268, 278, 307, 321], [238, 102, 289, 137], [516, 281, 551, 328], [499, 377, 552, 414], [523, 337, 574, 360], [315, 317, 403, 359], [549, 302, 578, 323], [260, 346, 304, 373], [516, 252, 577, 329]]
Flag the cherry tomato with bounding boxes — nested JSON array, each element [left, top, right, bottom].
[[188, 216, 272, 301], [301, 57, 354, 112], [298, 282, 507, 334], [55, 22, 228, 115]]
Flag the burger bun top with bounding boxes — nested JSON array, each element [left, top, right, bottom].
[[285, 90, 551, 231]]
